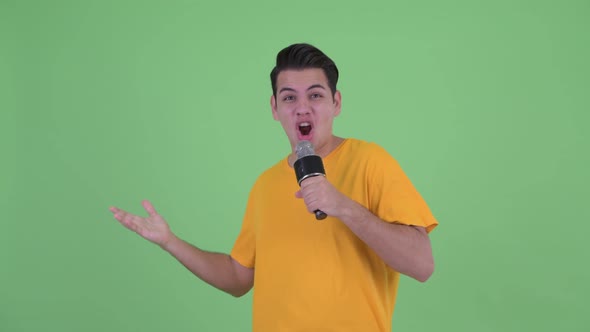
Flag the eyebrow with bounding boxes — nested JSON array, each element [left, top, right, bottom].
[[279, 84, 327, 94]]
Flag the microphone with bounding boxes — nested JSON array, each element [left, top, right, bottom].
[[294, 140, 328, 220]]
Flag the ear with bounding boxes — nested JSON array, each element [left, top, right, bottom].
[[333, 90, 342, 117], [271, 95, 279, 121]]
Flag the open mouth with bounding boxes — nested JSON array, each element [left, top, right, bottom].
[[299, 122, 312, 135], [298, 122, 312, 137]]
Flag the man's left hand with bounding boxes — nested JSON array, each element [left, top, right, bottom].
[[295, 176, 352, 219]]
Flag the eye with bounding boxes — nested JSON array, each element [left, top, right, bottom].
[[283, 95, 295, 102], [310, 93, 322, 99]]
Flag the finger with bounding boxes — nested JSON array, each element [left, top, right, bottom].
[[109, 206, 120, 213], [112, 210, 126, 221], [299, 177, 316, 189], [121, 213, 141, 232], [301, 176, 327, 191], [142, 200, 158, 217], [305, 190, 324, 212], [305, 197, 319, 214], [295, 190, 303, 198], [112, 210, 136, 228], [113, 210, 129, 226], [112, 207, 131, 219], [303, 198, 317, 214]]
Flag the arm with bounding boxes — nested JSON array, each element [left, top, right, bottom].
[[162, 236, 254, 297], [110, 200, 254, 297], [336, 199, 434, 282], [296, 177, 434, 282]]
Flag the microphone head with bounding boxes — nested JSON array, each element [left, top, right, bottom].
[[296, 140, 315, 159]]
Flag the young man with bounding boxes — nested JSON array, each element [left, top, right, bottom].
[[110, 43, 438, 331]]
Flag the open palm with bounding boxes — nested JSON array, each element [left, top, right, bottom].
[[110, 200, 172, 247]]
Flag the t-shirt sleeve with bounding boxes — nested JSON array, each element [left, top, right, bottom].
[[367, 143, 438, 233], [230, 185, 257, 268]]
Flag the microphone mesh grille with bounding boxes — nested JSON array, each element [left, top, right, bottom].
[[296, 140, 315, 159]]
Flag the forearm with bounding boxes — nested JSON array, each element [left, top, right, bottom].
[[161, 235, 250, 296], [338, 201, 434, 282]]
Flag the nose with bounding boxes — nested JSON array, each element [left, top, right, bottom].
[[295, 99, 311, 115]]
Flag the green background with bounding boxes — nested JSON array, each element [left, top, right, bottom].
[[2, 0, 589, 331]]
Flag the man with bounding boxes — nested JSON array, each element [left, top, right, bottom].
[[110, 43, 438, 331]]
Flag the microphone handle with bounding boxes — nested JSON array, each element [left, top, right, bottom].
[[294, 155, 328, 221], [314, 210, 328, 220]]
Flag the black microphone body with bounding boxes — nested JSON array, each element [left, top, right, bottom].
[[294, 141, 328, 220]]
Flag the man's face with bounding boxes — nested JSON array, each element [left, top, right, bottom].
[[271, 68, 341, 152]]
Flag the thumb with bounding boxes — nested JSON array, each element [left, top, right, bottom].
[[294, 190, 303, 199], [142, 200, 158, 217]]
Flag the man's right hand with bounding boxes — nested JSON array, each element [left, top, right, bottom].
[[110, 200, 174, 249], [109, 200, 253, 297]]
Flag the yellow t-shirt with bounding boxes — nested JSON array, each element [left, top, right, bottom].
[[231, 138, 438, 332]]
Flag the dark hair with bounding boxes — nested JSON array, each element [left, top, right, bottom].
[[270, 43, 339, 97]]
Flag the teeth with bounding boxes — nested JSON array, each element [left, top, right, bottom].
[[299, 122, 311, 127]]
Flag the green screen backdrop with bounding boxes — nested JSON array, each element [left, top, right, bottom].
[[1, 0, 588, 331]]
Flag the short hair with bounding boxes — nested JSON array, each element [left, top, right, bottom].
[[270, 43, 339, 97]]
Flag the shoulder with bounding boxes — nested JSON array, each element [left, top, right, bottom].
[[343, 138, 396, 162], [340, 139, 406, 181]]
